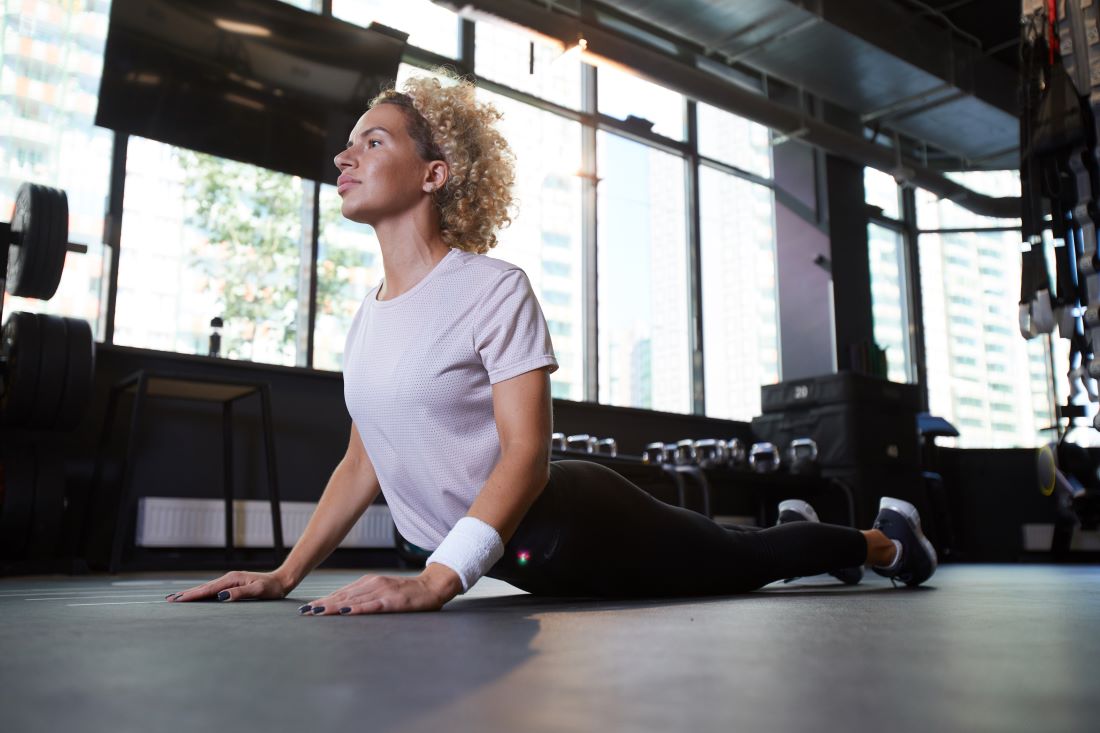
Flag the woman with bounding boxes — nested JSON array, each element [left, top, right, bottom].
[[167, 69, 937, 615]]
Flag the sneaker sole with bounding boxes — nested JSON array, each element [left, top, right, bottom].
[[777, 499, 819, 523], [878, 496, 938, 583]]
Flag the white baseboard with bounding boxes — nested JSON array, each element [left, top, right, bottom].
[[1022, 523, 1100, 552], [136, 497, 394, 549]]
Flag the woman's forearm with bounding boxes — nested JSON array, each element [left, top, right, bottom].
[[465, 446, 550, 546], [274, 459, 381, 591], [421, 447, 548, 596]]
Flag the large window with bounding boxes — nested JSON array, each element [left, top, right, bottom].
[[11, 3, 794, 421], [597, 64, 684, 141], [1, 0, 114, 338], [115, 139, 307, 366], [333, 0, 459, 59], [597, 131, 690, 412], [918, 171, 1055, 447], [868, 222, 912, 383], [312, 185, 381, 372], [475, 89, 585, 401], [698, 102, 771, 178], [865, 167, 901, 219], [278, 0, 322, 11], [864, 169, 913, 384], [474, 20, 582, 109], [700, 168, 779, 420]]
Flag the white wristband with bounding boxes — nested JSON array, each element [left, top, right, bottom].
[[425, 516, 505, 593]]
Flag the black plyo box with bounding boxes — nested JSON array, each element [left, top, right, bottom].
[[752, 405, 919, 469], [753, 372, 920, 470], [761, 371, 921, 414]]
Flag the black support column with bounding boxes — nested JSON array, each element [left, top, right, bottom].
[[825, 152, 874, 371]]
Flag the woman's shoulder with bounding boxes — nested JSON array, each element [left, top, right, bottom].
[[449, 248, 525, 281]]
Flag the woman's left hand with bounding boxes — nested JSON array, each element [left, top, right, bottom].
[[299, 564, 463, 616]]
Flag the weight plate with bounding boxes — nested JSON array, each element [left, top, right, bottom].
[[0, 311, 43, 427], [5, 183, 68, 299], [28, 314, 68, 429], [54, 317, 95, 431], [5, 183, 36, 295], [34, 186, 68, 301], [23, 183, 52, 298], [0, 438, 37, 562], [16, 184, 49, 297], [28, 441, 66, 562]]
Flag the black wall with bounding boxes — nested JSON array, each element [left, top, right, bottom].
[[38, 343, 752, 567]]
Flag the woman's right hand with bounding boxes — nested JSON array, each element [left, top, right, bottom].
[[165, 570, 293, 603]]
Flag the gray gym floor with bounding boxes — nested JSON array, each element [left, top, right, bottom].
[[0, 565, 1094, 733]]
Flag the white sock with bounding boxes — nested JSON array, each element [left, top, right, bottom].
[[873, 539, 904, 572]]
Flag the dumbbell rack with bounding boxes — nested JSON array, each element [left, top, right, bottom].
[[546, 444, 854, 529]]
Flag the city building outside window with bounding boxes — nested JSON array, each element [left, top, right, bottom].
[[596, 129, 690, 413], [868, 221, 913, 384], [474, 88, 584, 401], [700, 166, 779, 420], [918, 170, 1056, 448], [697, 102, 772, 179]]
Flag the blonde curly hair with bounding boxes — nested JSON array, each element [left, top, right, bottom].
[[369, 67, 515, 254]]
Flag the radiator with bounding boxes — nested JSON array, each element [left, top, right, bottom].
[[135, 497, 394, 549]]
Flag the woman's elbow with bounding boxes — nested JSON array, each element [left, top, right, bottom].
[[505, 442, 551, 482]]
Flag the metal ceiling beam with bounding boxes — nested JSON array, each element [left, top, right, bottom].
[[722, 16, 822, 64], [441, 0, 1020, 219], [861, 82, 954, 123], [818, 0, 1016, 115]]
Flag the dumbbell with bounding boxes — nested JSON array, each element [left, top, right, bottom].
[[642, 441, 667, 464], [748, 442, 781, 473], [787, 437, 819, 475], [692, 438, 728, 468], [725, 438, 747, 468], [566, 433, 599, 453], [595, 438, 617, 457], [551, 432, 567, 452], [674, 439, 697, 465]]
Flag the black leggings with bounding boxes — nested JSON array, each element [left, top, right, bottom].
[[486, 460, 868, 598]]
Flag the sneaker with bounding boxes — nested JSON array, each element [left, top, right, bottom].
[[776, 499, 864, 585], [871, 496, 938, 587]]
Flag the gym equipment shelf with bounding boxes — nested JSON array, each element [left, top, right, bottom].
[[89, 369, 285, 573]]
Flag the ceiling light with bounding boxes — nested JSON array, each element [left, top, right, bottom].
[[213, 18, 271, 37]]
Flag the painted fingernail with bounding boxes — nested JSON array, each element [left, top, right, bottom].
[[298, 604, 312, 614], [339, 607, 352, 615], [311, 606, 325, 614], [217, 591, 230, 601]]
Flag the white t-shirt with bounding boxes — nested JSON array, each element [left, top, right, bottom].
[[342, 247, 559, 550]]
